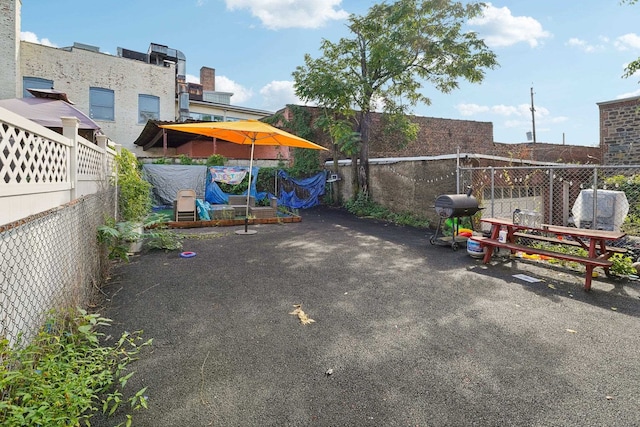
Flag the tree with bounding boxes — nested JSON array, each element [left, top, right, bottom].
[[621, 0, 640, 80], [293, 0, 498, 197]]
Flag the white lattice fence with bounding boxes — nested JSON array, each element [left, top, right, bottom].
[[0, 107, 116, 225], [0, 112, 71, 196]]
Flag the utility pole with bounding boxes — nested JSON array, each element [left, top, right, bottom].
[[530, 86, 537, 143]]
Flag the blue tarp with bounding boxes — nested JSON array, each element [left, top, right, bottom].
[[205, 166, 260, 204], [277, 170, 327, 209]]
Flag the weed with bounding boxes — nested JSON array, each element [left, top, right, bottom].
[[0, 308, 151, 427], [344, 192, 430, 228]]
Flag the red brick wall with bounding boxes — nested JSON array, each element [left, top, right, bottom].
[[176, 140, 291, 160], [276, 105, 601, 164]]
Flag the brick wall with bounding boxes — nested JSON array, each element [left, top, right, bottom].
[[19, 42, 176, 153], [280, 105, 600, 164], [0, 0, 20, 100], [175, 140, 291, 161], [369, 114, 494, 158], [598, 96, 640, 165]]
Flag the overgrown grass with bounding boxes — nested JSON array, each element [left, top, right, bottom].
[[344, 192, 430, 228], [0, 308, 151, 427]]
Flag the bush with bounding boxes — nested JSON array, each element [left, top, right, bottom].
[[205, 154, 226, 167], [0, 308, 151, 427], [344, 192, 430, 228], [115, 149, 152, 222]]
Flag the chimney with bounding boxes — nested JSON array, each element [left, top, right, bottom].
[[200, 67, 215, 91]]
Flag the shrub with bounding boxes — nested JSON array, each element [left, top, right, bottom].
[[115, 149, 152, 222], [0, 308, 151, 427], [205, 154, 226, 167]]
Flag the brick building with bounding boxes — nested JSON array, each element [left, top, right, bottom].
[[598, 96, 640, 165], [277, 105, 602, 164]]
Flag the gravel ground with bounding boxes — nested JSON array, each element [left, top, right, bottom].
[[96, 206, 640, 427]]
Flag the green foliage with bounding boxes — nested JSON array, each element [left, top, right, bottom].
[[205, 154, 226, 167], [603, 174, 640, 233], [98, 218, 143, 262], [178, 154, 194, 165], [218, 174, 249, 195], [115, 149, 152, 222], [0, 308, 151, 427], [256, 167, 278, 196], [528, 241, 636, 277], [293, 0, 498, 191], [144, 214, 184, 251], [289, 148, 322, 177], [621, 1, 640, 80], [151, 157, 170, 164], [609, 253, 637, 276], [98, 214, 182, 261], [344, 192, 429, 228]]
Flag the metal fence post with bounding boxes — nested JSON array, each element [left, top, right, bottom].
[[592, 167, 598, 229], [548, 167, 554, 225], [490, 167, 495, 218]]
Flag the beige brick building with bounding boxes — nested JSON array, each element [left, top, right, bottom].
[[0, 0, 272, 155]]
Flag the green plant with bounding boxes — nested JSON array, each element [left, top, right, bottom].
[[0, 308, 151, 427], [98, 214, 183, 260], [344, 192, 430, 228], [178, 154, 194, 165], [152, 157, 170, 164], [205, 154, 226, 167], [98, 218, 143, 262], [115, 149, 152, 222], [144, 213, 183, 251], [609, 253, 637, 276]]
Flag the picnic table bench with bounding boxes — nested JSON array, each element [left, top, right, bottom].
[[475, 217, 627, 291]]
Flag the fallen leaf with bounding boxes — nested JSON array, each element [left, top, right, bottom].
[[566, 329, 577, 334], [548, 284, 556, 289], [611, 307, 618, 311]]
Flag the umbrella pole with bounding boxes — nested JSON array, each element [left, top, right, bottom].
[[236, 139, 257, 235]]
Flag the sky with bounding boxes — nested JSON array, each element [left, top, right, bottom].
[[18, 0, 640, 147]]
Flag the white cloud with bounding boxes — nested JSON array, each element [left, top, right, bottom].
[[615, 33, 640, 51], [566, 37, 601, 53], [224, 0, 348, 30], [216, 75, 254, 104], [457, 102, 552, 122], [20, 31, 57, 47], [456, 103, 489, 116], [259, 80, 303, 110], [616, 88, 640, 99], [186, 74, 200, 84], [468, 3, 551, 48]]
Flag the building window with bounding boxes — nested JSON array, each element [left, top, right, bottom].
[[89, 87, 114, 121], [22, 77, 54, 97], [138, 94, 160, 123]]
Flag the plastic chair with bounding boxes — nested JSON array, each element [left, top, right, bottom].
[[175, 189, 197, 221]]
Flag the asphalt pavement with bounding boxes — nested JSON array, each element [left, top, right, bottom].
[[97, 206, 640, 427]]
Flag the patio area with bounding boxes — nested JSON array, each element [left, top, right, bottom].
[[97, 206, 640, 426]]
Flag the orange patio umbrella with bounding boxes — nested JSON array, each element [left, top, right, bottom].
[[160, 119, 328, 234]]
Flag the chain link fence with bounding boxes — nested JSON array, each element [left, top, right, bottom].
[[460, 164, 640, 254], [0, 189, 115, 346]]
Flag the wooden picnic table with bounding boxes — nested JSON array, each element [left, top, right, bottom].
[[475, 217, 627, 291]]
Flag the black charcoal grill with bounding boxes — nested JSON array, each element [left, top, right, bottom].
[[430, 188, 482, 250]]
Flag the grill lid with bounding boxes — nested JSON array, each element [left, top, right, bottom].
[[434, 193, 480, 218]]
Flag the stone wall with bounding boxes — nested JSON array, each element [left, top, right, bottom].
[[598, 96, 640, 165], [334, 158, 459, 224]]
